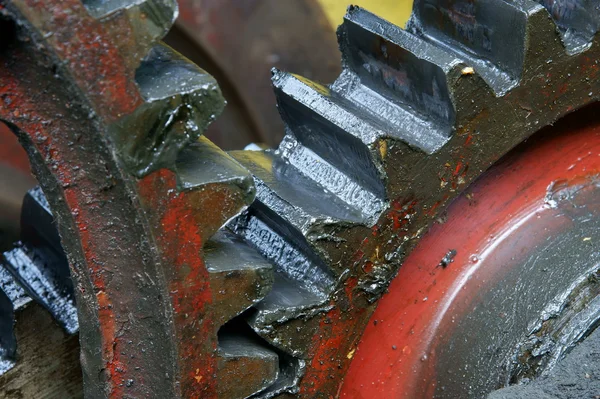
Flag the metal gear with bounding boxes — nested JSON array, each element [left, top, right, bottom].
[[0, 0, 599, 398]]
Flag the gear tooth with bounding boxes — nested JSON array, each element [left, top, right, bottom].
[[205, 231, 274, 326], [247, 273, 326, 357], [0, 266, 24, 375], [217, 332, 279, 399], [82, 0, 177, 51], [409, 0, 545, 95], [113, 44, 225, 177], [537, 0, 600, 53], [338, 7, 460, 130], [229, 150, 350, 280], [175, 136, 253, 197], [252, 355, 305, 399], [20, 187, 62, 253], [3, 245, 78, 335], [1, 188, 78, 335], [272, 72, 388, 198]]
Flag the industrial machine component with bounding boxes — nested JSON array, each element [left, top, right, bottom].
[[0, 0, 599, 398], [340, 104, 600, 398], [165, 0, 341, 150]]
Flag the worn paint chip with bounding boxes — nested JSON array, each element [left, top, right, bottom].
[[347, 348, 356, 359]]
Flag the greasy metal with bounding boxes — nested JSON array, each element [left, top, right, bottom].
[[0, 188, 81, 396], [1, 0, 600, 398], [489, 319, 600, 398], [218, 3, 600, 396], [3, 187, 78, 335], [0, 1, 271, 397], [341, 106, 600, 398]]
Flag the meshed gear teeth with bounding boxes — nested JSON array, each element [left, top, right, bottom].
[[271, 70, 388, 201], [113, 44, 224, 177], [538, 0, 600, 53], [245, 274, 330, 357], [3, 0, 600, 397], [408, 0, 547, 95], [171, 138, 292, 397], [251, 354, 305, 399], [0, 266, 29, 374]]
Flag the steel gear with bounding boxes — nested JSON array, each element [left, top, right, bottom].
[[0, 0, 599, 398]]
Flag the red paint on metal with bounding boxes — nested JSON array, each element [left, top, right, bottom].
[[340, 110, 600, 398], [0, 54, 129, 397], [137, 170, 217, 398], [17, 0, 142, 121]]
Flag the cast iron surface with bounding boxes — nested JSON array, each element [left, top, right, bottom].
[[0, 0, 600, 398]]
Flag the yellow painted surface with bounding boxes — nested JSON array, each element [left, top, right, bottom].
[[318, 0, 413, 29]]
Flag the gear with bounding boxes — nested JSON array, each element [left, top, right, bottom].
[[0, 0, 600, 398]]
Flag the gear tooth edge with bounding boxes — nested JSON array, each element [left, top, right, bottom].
[[408, 0, 547, 95], [2, 245, 79, 335], [112, 43, 225, 178], [217, 332, 279, 399], [0, 268, 20, 375], [338, 6, 464, 132], [536, 0, 600, 53], [175, 136, 255, 202], [271, 72, 388, 197], [82, 0, 178, 50], [205, 231, 274, 326]]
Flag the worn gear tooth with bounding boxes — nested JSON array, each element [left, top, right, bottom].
[[1, 188, 77, 335], [271, 70, 389, 192], [246, 273, 327, 357], [112, 43, 225, 177], [175, 136, 254, 195], [217, 332, 279, 399], [205, 231, 274, 326], [82, 0, 178, 56], [229, 150, 339, 286], [2, 245, 78, 335], [537, 0, 600, 52], [277, 135, 385, 225], [0, 265, 29, 375], [337, 7, 462, 138], [409, 0, 546, 94]]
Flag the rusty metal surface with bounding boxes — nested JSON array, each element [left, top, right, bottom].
[[0, 1, 600, 398]]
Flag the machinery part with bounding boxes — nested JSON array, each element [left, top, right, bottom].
[[1, 0, 600, 398], [340, 104, 600, 398], [166, 0, 341, 150], [0, 1, 255, 397], [0, 186, 82, 397]]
